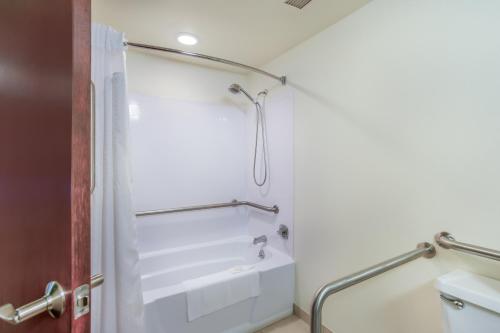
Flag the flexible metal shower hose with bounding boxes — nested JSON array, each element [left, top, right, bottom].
[[253, 93, 268, 187]]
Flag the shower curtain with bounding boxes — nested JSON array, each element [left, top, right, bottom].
[[91, 23, 144, 333]]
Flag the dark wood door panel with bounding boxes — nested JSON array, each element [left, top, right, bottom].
[[0, 0, 90, 332]]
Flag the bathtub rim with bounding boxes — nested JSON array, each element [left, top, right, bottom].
[[140, 236, 294, 304]]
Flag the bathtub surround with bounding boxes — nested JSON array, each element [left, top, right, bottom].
[[129, 94, 248, 250], [91, 24, 144, 333], [127, 51, 294, 254], [249, 0, 500, 332], [246, 88, 294, 257], [127, 52, 295, 332]]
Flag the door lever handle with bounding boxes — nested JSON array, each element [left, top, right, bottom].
[[0, 281, 66, 325], [0, 274, 103, 325], [90, 273, 104, 289]]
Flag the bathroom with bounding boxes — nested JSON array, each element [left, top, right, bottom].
[[1, 0, 500, 333]]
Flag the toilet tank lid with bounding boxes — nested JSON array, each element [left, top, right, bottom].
[[436, 270, 500, 314]]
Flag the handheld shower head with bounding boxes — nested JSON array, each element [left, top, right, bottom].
[[228, 83, 255, 104], [228, 83, 269, 187], [228, 83, 241, 94]]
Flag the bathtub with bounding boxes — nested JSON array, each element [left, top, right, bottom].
[[140, 236, 295, 333]]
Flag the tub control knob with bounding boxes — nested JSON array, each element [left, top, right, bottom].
[[277, 225, 289, 240]]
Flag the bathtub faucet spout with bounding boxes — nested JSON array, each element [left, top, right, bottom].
[[253, 235, 267, 245], [253, 235, 267, 259]]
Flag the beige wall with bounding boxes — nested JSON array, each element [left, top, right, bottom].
[[250, 0, 500, 332], [126, 50, 248, 104]]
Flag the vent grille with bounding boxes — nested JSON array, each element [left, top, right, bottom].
[[284, 0, 312, 9]]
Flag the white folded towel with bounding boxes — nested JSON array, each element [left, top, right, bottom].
[[183, 266, 261, 321]]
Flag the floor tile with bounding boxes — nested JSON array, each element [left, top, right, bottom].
[[255, 316, 309, 333]]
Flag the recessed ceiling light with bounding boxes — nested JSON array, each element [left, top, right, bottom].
[[177, 33, 198, 46]]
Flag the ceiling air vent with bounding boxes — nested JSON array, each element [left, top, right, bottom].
[[284, 0, 312, 9]]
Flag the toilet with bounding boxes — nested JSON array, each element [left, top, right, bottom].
[[436, 270, 500, 333]]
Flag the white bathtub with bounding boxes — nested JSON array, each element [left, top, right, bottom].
[[140, 236, 295, 333]]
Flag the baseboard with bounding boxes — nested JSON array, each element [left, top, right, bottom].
[[293, 304, 333, 333]]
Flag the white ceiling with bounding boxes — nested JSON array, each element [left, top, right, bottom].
[[92, 0, 370, 67]]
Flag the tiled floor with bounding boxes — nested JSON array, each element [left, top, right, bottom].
[[255, 316, 309, 333]]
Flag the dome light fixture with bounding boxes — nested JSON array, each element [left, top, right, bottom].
[[176, 33, 198, 46]]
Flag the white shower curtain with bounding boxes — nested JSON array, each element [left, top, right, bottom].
[[91, 23, 144, 333]]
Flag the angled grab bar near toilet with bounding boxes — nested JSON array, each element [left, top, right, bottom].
[[435, 231, 500, 261], [310, 242, 436, 333], [135, 199, 279, 217]]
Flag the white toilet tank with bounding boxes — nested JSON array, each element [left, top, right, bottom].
[[436, 270, 500, 333]]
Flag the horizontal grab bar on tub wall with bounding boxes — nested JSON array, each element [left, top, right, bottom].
[[435, 231, 500, 261], [135, 199, 279, 217], [310, 242, 436, 333]]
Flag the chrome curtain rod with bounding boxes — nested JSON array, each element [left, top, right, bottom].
[[435, 231, 500, 261], [310, 242, 436, 333], [135, 199, 279, 217], [125, 42, 287, 85]]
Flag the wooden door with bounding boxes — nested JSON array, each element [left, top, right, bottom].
[[0, 0, 91, 332]]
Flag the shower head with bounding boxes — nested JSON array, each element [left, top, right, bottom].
[[228, 83, 241, 94], [229, 83, 269, 187], [228, 83, 255, 104]]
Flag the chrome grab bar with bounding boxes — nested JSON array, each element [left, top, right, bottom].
[[0, 274, 104, 325], [435, 231, 500, 261], [135, 199, 279, 217], [90, 80, 96, 194], [310, 242, 436, 333]]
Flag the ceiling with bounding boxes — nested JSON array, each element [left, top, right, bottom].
[[92, 0, 371, 67]]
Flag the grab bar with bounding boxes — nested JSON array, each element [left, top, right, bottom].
[[135, 199, 279, 217], [310, 242, 436, 333], [90, 80, 96, 194], [435, 231, 500, 261]]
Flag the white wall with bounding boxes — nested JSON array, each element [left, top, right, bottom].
[[250, 0, 500, 332], [127, 51, 248, 104]]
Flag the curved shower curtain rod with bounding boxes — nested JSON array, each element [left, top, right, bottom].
[[125, 41, 287, 85]]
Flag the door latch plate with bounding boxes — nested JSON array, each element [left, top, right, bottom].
[[74, 284, 90, 319]]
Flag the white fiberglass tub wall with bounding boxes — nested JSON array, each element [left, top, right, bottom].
[[129, 91, 248, 250], [128, 51, 294, 333], [246, 88, 294, 257]]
